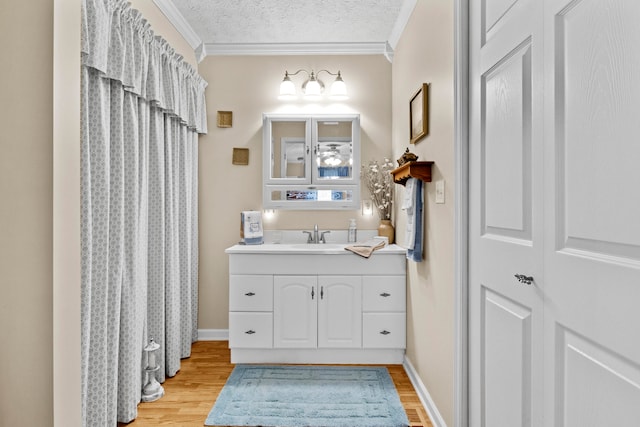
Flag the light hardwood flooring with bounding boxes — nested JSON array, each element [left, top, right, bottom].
[[120, 341, 433, 426]]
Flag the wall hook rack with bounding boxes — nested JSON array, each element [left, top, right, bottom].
[[390, 161, 434, 186]]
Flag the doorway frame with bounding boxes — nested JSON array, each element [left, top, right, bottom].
[[453, 0, 470, 426]]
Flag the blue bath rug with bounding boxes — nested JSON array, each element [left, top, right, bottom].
[[205, 364, 410, 427]]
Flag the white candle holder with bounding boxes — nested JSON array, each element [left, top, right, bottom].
[[141, 338, 164, 402]]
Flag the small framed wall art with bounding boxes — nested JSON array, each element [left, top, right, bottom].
[[217, 111, 233, 128], [232, 148, 249, 165], [409, 83, 429, 144]]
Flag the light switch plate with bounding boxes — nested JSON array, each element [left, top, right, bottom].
[[435, 180, 445, 204]]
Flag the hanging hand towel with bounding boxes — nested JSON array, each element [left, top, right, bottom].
[[407, 179, 423, 262], [403, 178, 418, 249]]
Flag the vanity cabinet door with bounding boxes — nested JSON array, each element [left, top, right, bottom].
[[273, 276, 318, 348], [317, 276, 362, 348]]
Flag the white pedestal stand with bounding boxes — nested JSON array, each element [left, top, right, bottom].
[[141, 338, 164, 402]]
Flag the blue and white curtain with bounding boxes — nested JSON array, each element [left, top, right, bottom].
[[81, 1, 207, 425]]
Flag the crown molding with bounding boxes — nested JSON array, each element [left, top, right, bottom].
[[152, 0, 202, 50], [203, 42, 389, 56], [387, 0, 417, 50], [150, 0, 412, 61]]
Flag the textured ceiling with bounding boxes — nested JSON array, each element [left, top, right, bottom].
[[167, 0, 405, 46]]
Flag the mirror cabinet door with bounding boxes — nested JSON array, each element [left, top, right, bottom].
[[314, 119, 354, 182], [268, 119, 310, 182]]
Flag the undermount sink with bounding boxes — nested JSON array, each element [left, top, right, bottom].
[[289, 244, 346, 250]]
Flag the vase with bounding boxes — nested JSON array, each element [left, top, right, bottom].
[[378, 219, 395, 244]]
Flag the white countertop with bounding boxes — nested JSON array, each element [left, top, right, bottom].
[[225, 242, 406, 255]]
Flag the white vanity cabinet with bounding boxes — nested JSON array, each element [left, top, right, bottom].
[[225, 244, 407, 364], [273, 275, 362, 349]]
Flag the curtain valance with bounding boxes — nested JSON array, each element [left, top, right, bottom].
[[82, 0, 208, 133]]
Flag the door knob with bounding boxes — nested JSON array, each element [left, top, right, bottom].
[[514, 274, 533, 285]]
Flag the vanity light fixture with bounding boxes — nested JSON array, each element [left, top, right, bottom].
[[279, 69, 348, 101]]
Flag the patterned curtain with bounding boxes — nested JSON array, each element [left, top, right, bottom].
[[80, 1, 207, 424]]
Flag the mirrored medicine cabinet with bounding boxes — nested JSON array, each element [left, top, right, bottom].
[[263, 113, 360, 209]]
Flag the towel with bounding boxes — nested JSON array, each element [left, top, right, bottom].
[[345, 239, 386, 258], [407, 179, 423, 262], [402, 177, 415, 210], [402, 178, 418, 248]]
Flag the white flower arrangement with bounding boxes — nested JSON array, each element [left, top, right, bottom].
[[361, 158, 395, 220]]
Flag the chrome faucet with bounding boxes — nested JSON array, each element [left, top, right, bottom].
[[302, 224, 331, 244]]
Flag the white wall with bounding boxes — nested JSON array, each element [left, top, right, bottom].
[[392, 1, 456, 425], [1, 1, 54, 424]]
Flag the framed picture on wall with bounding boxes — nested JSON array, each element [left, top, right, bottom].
[[409, 83, 429, 144]]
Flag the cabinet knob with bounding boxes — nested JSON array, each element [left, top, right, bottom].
[[245, 330, 256, 335], [380, 330, 391, 335], [380, 292, 391, 297], [514, 274, 534, 285], [244, 292, 256, 296]]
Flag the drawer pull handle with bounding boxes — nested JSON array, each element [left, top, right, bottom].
[[245, 330, 256, 335], [380, 330, 391, 335], [244, 292, 256, 296], [380, 292, 391, 297], [311, 286, 315, 300]]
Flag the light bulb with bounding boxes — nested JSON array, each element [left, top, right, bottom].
[[279, 74, 297, 100], [304, 79, 322, 99], [329, 73, 348, 100]]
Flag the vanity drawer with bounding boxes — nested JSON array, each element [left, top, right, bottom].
[[229, 312, 273, 348], [362, 313, 406, 348], [229, 275, 273, 311], [362, 276, 406, 312]]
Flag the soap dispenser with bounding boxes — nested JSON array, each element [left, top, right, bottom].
[[348, 219, 357, 243]]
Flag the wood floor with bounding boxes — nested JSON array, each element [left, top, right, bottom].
[[120, 341, 433, 427]]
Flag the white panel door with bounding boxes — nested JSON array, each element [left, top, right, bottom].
[[317, 276, 362, 348], [469, 0, 544, 425], [273, 276, 317, 348], [471, 0, 640, 425], [543, 0, 640, 425]]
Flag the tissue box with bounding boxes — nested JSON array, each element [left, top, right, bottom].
[[240, 211, 263, 245]]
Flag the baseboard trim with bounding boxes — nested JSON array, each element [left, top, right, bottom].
[[403, 355, 448, 427], [197, 329, 229, 341]]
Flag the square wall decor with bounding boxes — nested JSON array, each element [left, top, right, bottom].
[[217, 111, 233, 128], [232, 148, 249, 165]]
